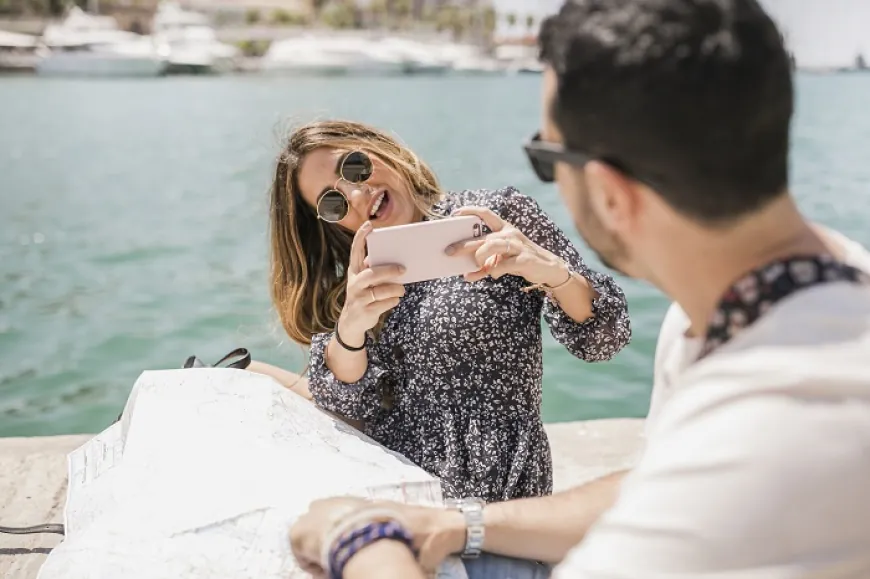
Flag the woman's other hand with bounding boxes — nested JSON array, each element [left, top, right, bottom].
[[447, 207, 572, 286], [337, 221, 406, 347]]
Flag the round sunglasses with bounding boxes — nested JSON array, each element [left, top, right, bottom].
[[316, 150, 374, 223]]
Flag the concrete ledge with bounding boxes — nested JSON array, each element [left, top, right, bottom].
[[0, 419, 644, 579], [546, 419, 644, 492]]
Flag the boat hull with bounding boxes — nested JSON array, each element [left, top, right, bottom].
[[0, 53, 40, 73], [36, 52, 167, 77], [259, 61, 406, 76], [164, 55, 236, 75]]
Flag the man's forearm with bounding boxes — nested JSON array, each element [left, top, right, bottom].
[[481, 470, 627, 563]]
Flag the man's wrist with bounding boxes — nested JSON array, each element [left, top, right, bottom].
[[438, 508, 469, 555], [343, 540, 417, 577]]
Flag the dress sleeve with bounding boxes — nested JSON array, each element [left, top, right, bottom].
[[500, 186, 631, 362], [307, 331, 387, 421]]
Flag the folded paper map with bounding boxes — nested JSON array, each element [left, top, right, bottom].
[[38, 369, 468, 579]]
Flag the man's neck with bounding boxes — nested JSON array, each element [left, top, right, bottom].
[[663, 196, 829, 338]]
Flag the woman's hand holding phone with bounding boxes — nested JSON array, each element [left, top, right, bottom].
[[336, 221, 406, 348], [447, 207, 569, 286]]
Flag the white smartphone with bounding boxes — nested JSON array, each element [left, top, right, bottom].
[[366, 216, 485, 284]]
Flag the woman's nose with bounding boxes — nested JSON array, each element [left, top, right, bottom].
[[342, 181, 372, 211]]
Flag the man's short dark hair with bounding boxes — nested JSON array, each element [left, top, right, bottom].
[[539, 0, 793, 224]]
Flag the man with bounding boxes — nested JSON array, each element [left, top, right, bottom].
[[290, 0, 870, 577]]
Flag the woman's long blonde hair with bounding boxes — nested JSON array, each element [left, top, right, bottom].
[[270, 120, 443, 345]]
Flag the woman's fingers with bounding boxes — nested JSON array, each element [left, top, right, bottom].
[[348, 221, 372, 275], [452, 235, 520, 271], [473, 237, 515, 265], [366, 296, 402, 314], [464, 256, 519, 282], [354, 264, 405, 290], [445, 238, 485, 256], [364, 283, 406, 302], [453, 206, 505, 232], [446, 231, 518, 258], [379, 283, 407, 300]]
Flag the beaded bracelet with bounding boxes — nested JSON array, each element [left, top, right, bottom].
[[327, 520, 416, 579]]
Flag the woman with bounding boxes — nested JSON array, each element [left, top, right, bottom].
[[268, 120, 630, 502]]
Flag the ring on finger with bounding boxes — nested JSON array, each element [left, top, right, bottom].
[[370, 288, 377, 303], [504, 238, 511, 255]]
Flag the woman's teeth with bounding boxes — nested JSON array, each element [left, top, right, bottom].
[[370, 192, 386, 218]]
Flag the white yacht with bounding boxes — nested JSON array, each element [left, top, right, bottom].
[[0, 29, 40, 73], [151, 1, 239, 75], [438, 43, 504, 75], [37, 7, 168, 78], [506, 59, 544, 75], [261, 35, 405, 76], [377, 38, 451, 75], [450, 55, 505, 75], [496, 43, 542, 75]]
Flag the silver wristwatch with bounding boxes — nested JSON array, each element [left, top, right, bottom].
[[445, 498, 485, 558]]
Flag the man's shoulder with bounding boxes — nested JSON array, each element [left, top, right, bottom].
[[814, 224, 870, 274], [656, 285, 870, 432], [726, 281, 870, 356]]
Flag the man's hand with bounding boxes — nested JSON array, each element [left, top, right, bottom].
[[290, 497, 470, 575], [289, 497, 371, 577]]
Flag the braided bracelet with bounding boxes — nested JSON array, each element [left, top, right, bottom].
[[319, 507, 412, 574], [328, 520, 415, 579]]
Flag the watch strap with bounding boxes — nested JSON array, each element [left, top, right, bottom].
[[445, 498, 485, 558]]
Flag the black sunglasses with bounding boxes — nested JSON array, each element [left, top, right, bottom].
[[524, 131, 653, 190], [523, 132, 592, 183], [316, 150, 374, 223]]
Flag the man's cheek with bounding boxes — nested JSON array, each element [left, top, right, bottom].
[[556, 167, 586, 226]]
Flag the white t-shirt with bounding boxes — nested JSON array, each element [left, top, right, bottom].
[[648, 228, 870, 431], [554, 282, 870, 578]]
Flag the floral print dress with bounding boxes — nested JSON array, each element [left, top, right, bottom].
[[307, 186, 631, 502]]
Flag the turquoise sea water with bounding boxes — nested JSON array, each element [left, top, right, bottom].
[[1, 73, 869, 437]]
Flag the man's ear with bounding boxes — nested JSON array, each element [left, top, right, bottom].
[[585, 161, 640, 234]]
